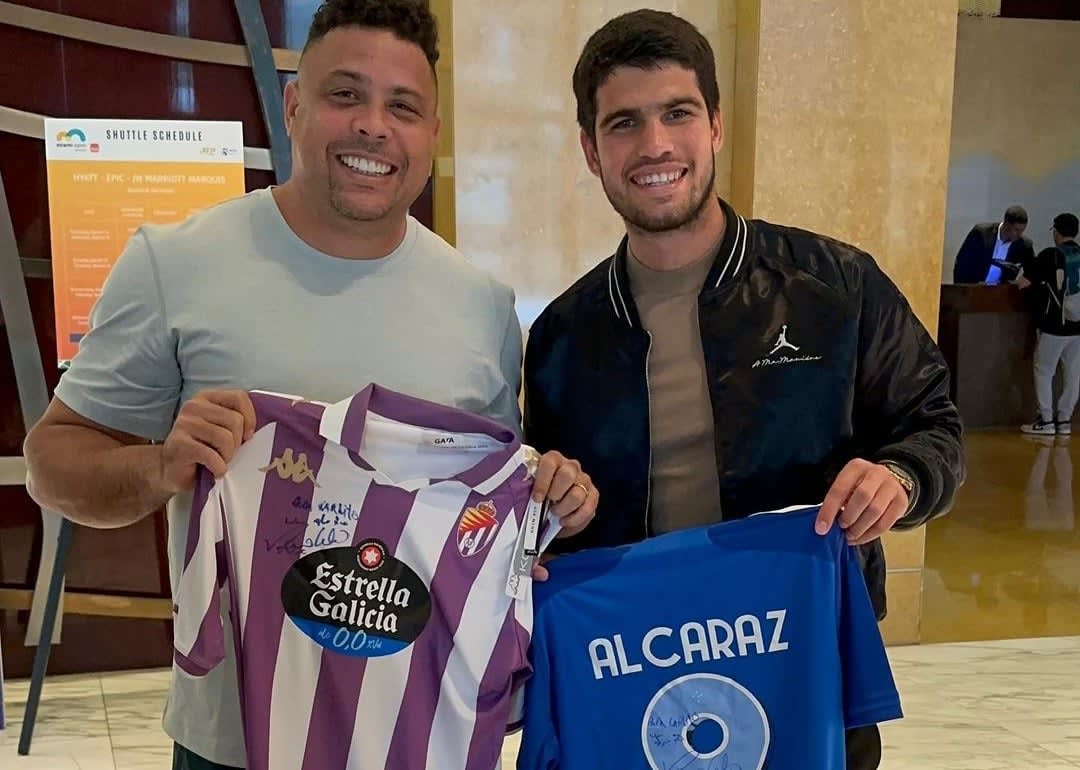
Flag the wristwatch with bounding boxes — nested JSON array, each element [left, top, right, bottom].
[[882, 462, 918, 515], [882, 462, 915, 494]]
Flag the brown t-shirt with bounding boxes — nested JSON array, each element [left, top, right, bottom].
[[627, 249, 723, 534]]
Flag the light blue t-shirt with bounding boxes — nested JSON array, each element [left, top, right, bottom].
[[518, 507, 903, 770], [54, 187, 523, 766]]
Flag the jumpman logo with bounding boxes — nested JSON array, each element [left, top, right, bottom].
[[768, 325, 800, 356]]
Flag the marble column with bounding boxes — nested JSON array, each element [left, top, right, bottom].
[[732, 0, 960, 644]]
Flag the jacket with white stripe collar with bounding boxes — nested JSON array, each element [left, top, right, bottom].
[[522, 197, 964, 619]]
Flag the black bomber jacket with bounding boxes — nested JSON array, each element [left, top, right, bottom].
[[523, 198, 966, 619]]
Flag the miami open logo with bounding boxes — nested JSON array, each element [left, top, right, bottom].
[[55, 128, 87, 146]]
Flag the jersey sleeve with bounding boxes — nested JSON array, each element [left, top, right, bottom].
[[838, 542, 904, 728], [515, 606, 560, 770], [172, 468, 227, 676], [53, 228, 182, 441]]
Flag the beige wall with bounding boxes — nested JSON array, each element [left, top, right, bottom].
[[942, 17, 1080, 281], [452, 1, 736, 325]]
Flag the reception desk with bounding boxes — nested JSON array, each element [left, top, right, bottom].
[[938, 283, 1037, 429]]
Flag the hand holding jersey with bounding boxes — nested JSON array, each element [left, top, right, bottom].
[[530, 451, 596, 533], [158, 390, 258, 493], [816, 459, 913, 546]]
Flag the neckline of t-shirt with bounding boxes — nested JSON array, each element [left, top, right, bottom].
[[257, 186, 419, 271], [626, 245, 718, 299]]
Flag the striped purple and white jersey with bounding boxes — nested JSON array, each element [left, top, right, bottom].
[[172, 384, 554, 770]]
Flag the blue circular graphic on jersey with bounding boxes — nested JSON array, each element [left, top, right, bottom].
[[642, 673, 770, 770], [281, 539, 431, 658]]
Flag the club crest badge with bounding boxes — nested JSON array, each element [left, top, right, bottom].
[[457, 501, 499, 557]]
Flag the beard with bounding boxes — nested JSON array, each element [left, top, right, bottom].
[[325, 141, 405, 222], [328, 181, 395, 222], [600, 161, 716, 234]]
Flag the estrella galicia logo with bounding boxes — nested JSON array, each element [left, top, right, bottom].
[[281, 539, 431, 658]]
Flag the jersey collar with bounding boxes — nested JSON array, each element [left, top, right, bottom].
[[318, 384, 522, 490]]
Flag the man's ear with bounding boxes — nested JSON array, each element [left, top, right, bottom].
[[710, 109, 724, 155], [580, 129, 602, 178], [284, 79, 300, 136]]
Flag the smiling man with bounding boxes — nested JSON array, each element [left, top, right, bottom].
[[522, 10, 964, 770], [22, 2, 597, 769]]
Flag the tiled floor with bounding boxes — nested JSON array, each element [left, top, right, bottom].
[[1, 668, 173, 770], [922, 432, 1080, 643], [3, 635, 1079, 769]]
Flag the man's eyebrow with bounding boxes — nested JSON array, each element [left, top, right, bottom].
[[598, 97, 704, 128], [324, 69, 370, 85]]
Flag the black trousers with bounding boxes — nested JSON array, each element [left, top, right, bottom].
[[846, 724, 883, 770], [173, 744, 243, 770]]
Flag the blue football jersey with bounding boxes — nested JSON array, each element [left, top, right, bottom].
[[517, 506, 902, 770]]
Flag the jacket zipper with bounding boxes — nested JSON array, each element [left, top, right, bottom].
[[643, 331, 654, 537]]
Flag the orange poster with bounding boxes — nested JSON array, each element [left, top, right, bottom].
[[45, 119, 245, 366]]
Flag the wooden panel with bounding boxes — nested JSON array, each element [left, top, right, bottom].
[[938, 284, 1042, 429], [0, 588, 172, 619], [1000, 0, 1080, 20], [1, 611, 173, 676]]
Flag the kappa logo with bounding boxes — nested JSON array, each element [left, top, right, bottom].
[[456, 501, 500, 557], [259, 448, 320, 485], [753, 324, 823, 369]]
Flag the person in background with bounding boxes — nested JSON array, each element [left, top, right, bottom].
[[1018, 213, 1080, 436], [953, 205, 1035, 284]]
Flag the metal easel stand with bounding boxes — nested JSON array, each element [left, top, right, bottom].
[[0, 169, 75, 755]]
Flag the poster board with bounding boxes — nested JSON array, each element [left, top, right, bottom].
[[44, 119, 245, 366]]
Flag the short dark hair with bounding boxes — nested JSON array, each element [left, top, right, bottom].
[[1003, 205, 1028, 226], [573, 10, 720, 139], [303, 0, 439, 71], [1053, 213, 1079, 239]]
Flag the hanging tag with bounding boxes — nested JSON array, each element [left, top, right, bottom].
[[505, 497, 547, 600]]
